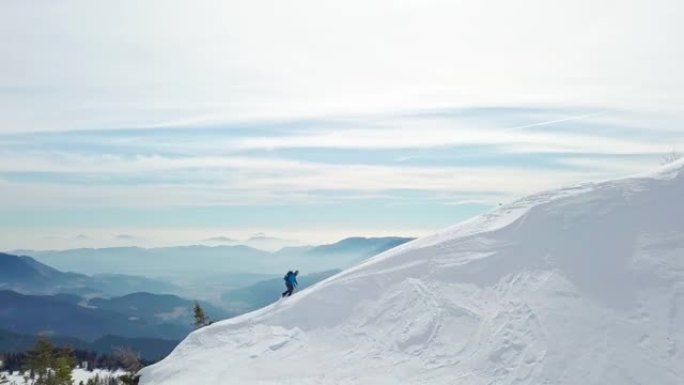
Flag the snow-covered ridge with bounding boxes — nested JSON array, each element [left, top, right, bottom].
[[140, 160, 684, 385]]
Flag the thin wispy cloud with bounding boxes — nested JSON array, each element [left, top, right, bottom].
[[0, 108, 678, 211]]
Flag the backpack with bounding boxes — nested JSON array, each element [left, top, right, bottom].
[[284, 271, 292, 282]]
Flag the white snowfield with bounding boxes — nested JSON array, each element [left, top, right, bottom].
[[1, 368, 126, 385], [140, 161, 684, 385]]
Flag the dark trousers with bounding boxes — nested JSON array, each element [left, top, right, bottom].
[[282, 283, 294, 297]]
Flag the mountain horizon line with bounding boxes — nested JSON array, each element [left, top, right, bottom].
[[8, 235, 417, 255]]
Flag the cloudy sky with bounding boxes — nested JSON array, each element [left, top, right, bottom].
[[1, 0, 683, 249]]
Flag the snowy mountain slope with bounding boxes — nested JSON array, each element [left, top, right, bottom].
[[140, 161, 684, 385]]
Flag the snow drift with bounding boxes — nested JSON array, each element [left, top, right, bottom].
[[140, 161, 684, 385]]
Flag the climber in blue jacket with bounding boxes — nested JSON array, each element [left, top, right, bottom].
[[282, 270, 299, 297]]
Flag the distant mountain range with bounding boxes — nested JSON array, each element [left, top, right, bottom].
[[0, 252, 182, 297], [0, 328, 177, 361], [0, 237, 414, 361], [0, 252, 88, 294], [12, 245, 271, 276], [13, 237, 415, 277], [0, 290, 197, 341], [0, 252, 233, 360], [88, 292, 229, 326], [0, 286, 231, 360]]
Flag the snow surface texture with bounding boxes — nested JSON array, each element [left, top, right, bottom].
[[140, 161, 684, 385]]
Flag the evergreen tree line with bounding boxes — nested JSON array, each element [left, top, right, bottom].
[[2, 335, 76, 385], [0, 336, 150, 385], [0, 350, 143, 375]]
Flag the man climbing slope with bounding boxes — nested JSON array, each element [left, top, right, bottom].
[[281, 270, 299, 297]]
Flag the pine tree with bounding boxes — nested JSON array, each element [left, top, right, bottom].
[[53, 355, 73, 385], [23, 336, 76, 385], [192, 301, 209, 329], [24, 335, 54, 383]]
